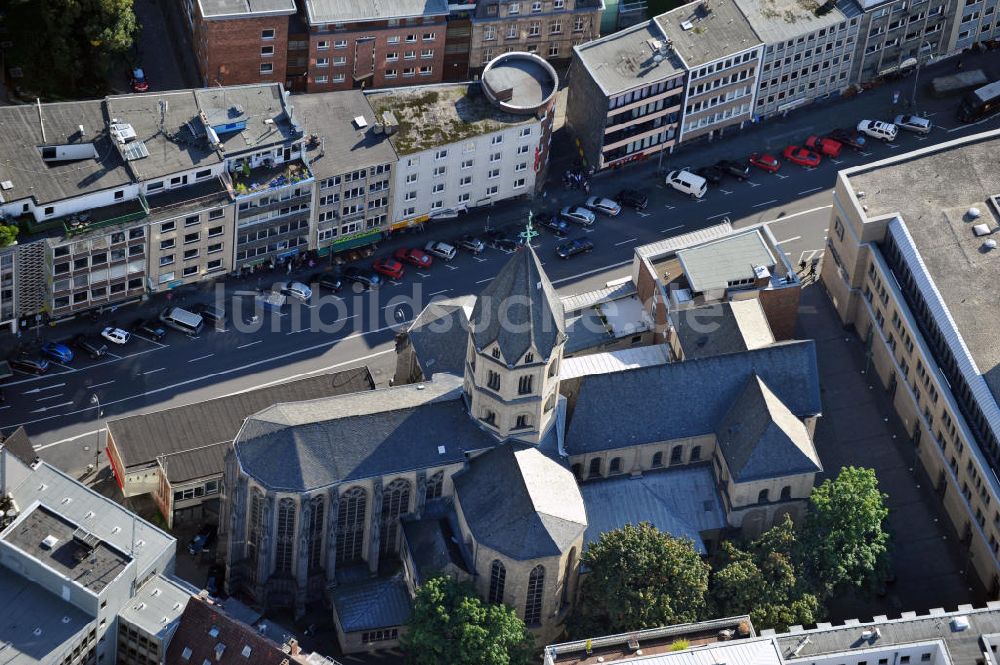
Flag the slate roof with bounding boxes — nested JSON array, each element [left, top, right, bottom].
[[565, 341, 821, 455], [164, 596, 290, 665], [671, 300, 774, 360], [332, 570, 412, 633], [401, 499, 473, 584], [406, 295, 475, 378], [715, 374, 821, 482], [453, 443, 587, 560], [235, 374, 497, 492], [0, 427, 37, 466], [107, 367, 373, 470], [471, 246, 565, 364], [159, 443, 228, 484]]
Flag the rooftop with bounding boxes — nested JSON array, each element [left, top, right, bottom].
[[164, 595, 295, 665], [671, 300, 775, 360], [481, 53, 558, 113], [404, 295, 476, 379], [654, 0, 762, 68], [1, 504, 131, 594], [0, 570, 94, 665], [573, 21, 685, 96], [675, 230, 777, 293], [559, 345, 671, 381], [118, 574, 193, 639], [366, 84, 534, 156], [303, 0, 449, 25], [292, 91, 399, 180], [332, 570, 412, 633], [733, 0, 854, 45], [196, 0, 296, 19], [401, 499, 473, 585], [845, 129, 1000, 407]]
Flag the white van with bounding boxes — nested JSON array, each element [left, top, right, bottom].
[[856, 119, 898, 142], [159, 306, 204, 335], [665, 169, 708, 199]]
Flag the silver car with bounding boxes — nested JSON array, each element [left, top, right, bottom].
[[893, 114, 932, 134], [424, 240, 458, 261], [560, 206, 596, 226], [585, 196, 622, 216]]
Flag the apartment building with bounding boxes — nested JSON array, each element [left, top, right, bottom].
[[183, 0, 297, 87], [656, 0, 763, 142], [367, 53, 557, 228], [300, 0, 449, 93], [294, 91, 398, 254], [851, 0, 957, 81], [953, 0, 1000, 50], [736, 0, 861, 119], [567, 21, 687, 170], [468, 0, 604, 72], [821, 128, 1000, 595]]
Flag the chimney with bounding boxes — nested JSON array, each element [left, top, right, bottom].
[[287, 639, 301, 656]]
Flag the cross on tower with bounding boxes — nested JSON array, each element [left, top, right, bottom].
[[519, 210, 539, 247]]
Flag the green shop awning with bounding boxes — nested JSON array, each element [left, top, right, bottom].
[[331, 230, 382, 252]]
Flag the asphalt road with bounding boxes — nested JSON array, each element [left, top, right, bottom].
[[6, 107, 1000, 477]]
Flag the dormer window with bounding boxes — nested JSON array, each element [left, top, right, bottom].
[[524, 352, 534, 363], [491, 347, 501, 360]]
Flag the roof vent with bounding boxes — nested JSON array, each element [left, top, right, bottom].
[[681, 20, 694, 29], [33, 628, 42, 637], [653, 54, 664, 63], [112, 526, 121, 534], [209, 626, 220, 638], [0, 181, 13, 191], [135, 603, 146, 611], [41, 535, 59, 549], [973, 223, 992, 236], [62, 616, 72, 624], [952, 616, 970, 631], [984, 239, 997, 250], [353, 115, 368, 129], [416, 384, 426, 390], [437, 445, 446, 455], [967, 206, 982, 220], [242, 646, 252, 658]]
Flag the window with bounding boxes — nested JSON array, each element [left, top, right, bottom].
[[780, 485, 792, 500], [515, 414, 530, 429], [524, 352, 534, 363], [670, 446, 683, 464], [485, 25, 497, 40], [274, 498, 296, 575], [333, 56, 346, 65], [247, 489, 265, 583], [574, 16, 586, 31], [517, 144, 530, 154], [419, 65, 433, 75], [388, 35, 400, 44], [421, 48, 434, 58], [524, 566, 544, 625], [317, 40, 329, 50], [333, 73, 345, 83], [509, 2, 520, 14], [609, 457, 623, 474], [462, 159, 474, 169], [185, 214, 200, 227], [588, 457, 601, 478], [261, 45, 274, 57], [758, 489, 770, 504], [183, 249, 199, 261], [336, 487, 367, 564], [550, 21, 562, 34], [405, 34, 417, 43], [548, 43, 560, 57], [404, 50, 416, 60], [422, 32, 435, 41], [690, 446, 701, 462], [425, 471, 444, 500], [160, 239, 175, 250], [379, 478, 411, 558], [307, 496, 325, 574], [532, 1, 542, 11], [487, 185, 499, 195], [208, 225, 224, 237], [652, 451, 664, 468], [514, 178, 526, 189], [487, 370, 501, 390], [435, 149, 448, 160], [317, 57, 329, 68], [488, 559, 506, 603], [385, 69, 397, 78], [334, 40, 347, 48], [315, 75, 329, 84], [260, 63, 273, 74], [458, 192, 470, 203], [207, 243, 223, 254], [261, 28, 275, 39], [432, 183, 444, 193], [517, 375, 534, 394], [184, 232, 199, 244], [528, 22, 540, 36], [555, 0, 565, 6], [160, 221, 176, 233]]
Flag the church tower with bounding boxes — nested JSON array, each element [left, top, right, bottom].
[[465, 245, 566, 444]]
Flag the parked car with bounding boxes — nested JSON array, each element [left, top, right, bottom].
[[893, 114, 933, 134], [749, 152, 781, 173], [827, 128, 867, 151], [188, 524, 217, 556], [394, 247, 433, 268], [560, 206, 596, 226], [665, 169, 708, 198], [343, 266, 382, 289], [72, 334, 108, 359], [782, 145, 822, 167], [485, 229, 519, 252], [424, 240, 457, 261], [191, 303, 225, 325], [805, 135, 843, 158], [10, 355, 50, 375], [101, 327, 131, 345], [584, 196, 622, 216], [455, 235, 486, 254], [555, 237, 595, 259], [131, 318, 167, 341], [129, 68, 149, 93], [694, 165, 725, 184], [373, 257, 405, 280], [857, 119, 898, 141], [614, 188, 649, 210], [534, 212, 570, 237], [312, 272, 343, 293], [280, 281, 313, 301], [40, 342, 74, 364], [715, 159, 751, 180]]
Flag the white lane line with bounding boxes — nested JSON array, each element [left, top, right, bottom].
[[660, 224, 685, 234], [88, 380, 115, 389], [748, 181, 761, 188], [775, 235, 803, 245], [428, 289, 452, 297], [886, 143, 901, 150], [706, 212, 732, 221], [859, 151, 873, 157], [36, 393, 66, 402], [614, 237, 638, 246], [719, 189, 733, 195], [830, 158, 844, 165], [188, 354, 214, 363], [142, 368, 166, 375], [765, 204, 833, 222], [1, 346, 165, 388], [236, 340, 263, 349], [22, 382, 67, 395], [285, 328, 311, 335], [30, 401, 74, 414], [475, 277, 493, 284], [636, 211, 651, 217], [753, 199, 779, 208], [48, 361, 74, 371], [695, 198, 707, 204], [417, 271, 430, 278], [798, 186, 823, 195], [35, 429, 105, 450], [663, 204, 675, 210], [473, 256, 487, 263], [445, 265, 459, 271]]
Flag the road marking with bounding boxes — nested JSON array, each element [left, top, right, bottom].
[[445, 264, 458, 271], [30, 401, 74, 414], [915, 136, 928, 141], [695, 198, 707, 204], [475, 277, 494, 285], [614, 237, 638, 246], [706, 212, 732, 221], [798, 249, 825, 264], [663, 204, 675, 210], [236, 340, 263, 349], [775, 235, 802, 245], [428, 289, 452, 297], [88, 380, 115, 389], [748, 181, 761, 188], [188, 354, 214, 363], [285, 328, 312, 335], [23, 383, 67, 395], [830, 158, 844, 164], [765, 204, 833, 224], [798, 186, 823, 195], [473, 256, 487, 263], [36, 393, 65, 402], [752, 199, 779, 208], [719, 189, 733, 195], [142, 368, 166, 375], [660, 224, 685, 234], [886, 143, 901, 150], [636, 211, 651, 217], [859, 151, 873, 157], [417, 271, 430, 278], [775, 173, 789, 180], [48, 360, 74, 371]]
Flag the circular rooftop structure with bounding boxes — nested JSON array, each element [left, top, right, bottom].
[[481, 52, 558, 115]]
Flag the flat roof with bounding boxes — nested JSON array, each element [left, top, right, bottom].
[[655, 0, 761, 68], [118, 574, 193, 639], [845, 129, 1000, 406], [2, 504, 131, 594], [676, 230, 776, 292], [303, 0, 449, 25], [573, 21, 685, 96], [366, 84, 533, 156], [291, 91, 398, 180], [482, 54, 557, 110], [197, 0, 296, 19], [0, 570, 94, 665], [733, 0, 851, 44], [671, 300, 774, 359]]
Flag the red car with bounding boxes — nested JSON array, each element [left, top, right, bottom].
[[783, 145, 822, 167], [129, 68, 149, 93], [394, 247, 433, 268], [749, 152, 781, 173], [373, 257, 405, 280], [805, 135, 842, 158]]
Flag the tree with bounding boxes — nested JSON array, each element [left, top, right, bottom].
[[800, 466, 890, 596], [0, 225, 19, 249], [403, 575, 533, 665], [710, 516, 820, 631], [570, 522, 710, 637]]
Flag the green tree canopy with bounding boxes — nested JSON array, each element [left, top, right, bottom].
[[403, 575, 533, 665], [570, 522, 710, 637], [800, 466, 891, 596], [710, 516, 820, 631], [0, 225, 19, 249]]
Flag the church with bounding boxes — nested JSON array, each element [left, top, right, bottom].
[[219, 245, 822, 652]]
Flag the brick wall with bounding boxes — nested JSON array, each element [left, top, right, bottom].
[[757, 284, 802, 340], [194, 13, 290, 87]]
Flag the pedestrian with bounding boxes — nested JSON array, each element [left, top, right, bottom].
[[286, 261, 292, 275], [956, 59, 964, 71]]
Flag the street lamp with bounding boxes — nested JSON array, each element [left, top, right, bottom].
[[90, 394, 103, 474], [910, 41, 934, 108]]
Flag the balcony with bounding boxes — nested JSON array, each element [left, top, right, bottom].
[[20, 194, 150, 240], [227, 160, 314, 199]]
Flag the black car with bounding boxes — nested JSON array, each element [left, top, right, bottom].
[[130, 318, 167, 341], [715, 159, 751, 180], [827, 128, 867, 151], [73, 334, 109, 359], [485, 229, 519, 252], [695, 165, 725, 184], [534, 212, 570, 237], [193, 303, 225, 325], [188, 524, 217, 556], [343, 265, 381, 289], [614, 188, 648, 210], [10, 355, 49, 375], [555, 237, 595, 259], [312, 271, 343, 293]]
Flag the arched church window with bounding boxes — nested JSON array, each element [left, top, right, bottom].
[[379, 478, 412, 558], [488, 559, 506, 604], [758, 489, 770, 504], [247, 488, 265, 583], [524, 565, 545, 626], [425, 471, 444, 501], [588, 457, 602, 478], [652, 451, 664, 468], [336, 487, 367, 564], [561, 548, 576, 607], [308, 496, 325, 575], [609, 457, 623, 474], [275, 498, 296, 575]]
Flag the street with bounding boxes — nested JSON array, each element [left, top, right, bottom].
[[5, 70, 1000, 477]]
